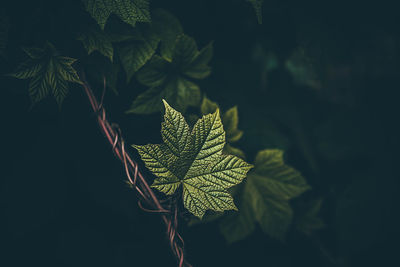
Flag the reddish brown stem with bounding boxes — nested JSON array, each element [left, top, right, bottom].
[[79, 72, 191, 267]]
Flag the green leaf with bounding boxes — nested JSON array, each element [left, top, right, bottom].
[[77, 24, 114, 61], [246, 0, 264, 24], [200, 95, 219, 115], [219, 186, 256, 243], [126, 86, 170, 114], [128, 34, 213, 114], [223, 144, 246, 160], [82, 0, 150, 29], [151, 9, 183, 61], [223, 106, 243, 143], [133, 100, 253, 218], [220, 149, 310, 242], [116, 26, 160, 82], [10, 42, 82, 107]]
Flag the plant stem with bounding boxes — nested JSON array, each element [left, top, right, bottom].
[[79, 72, 191, 267]]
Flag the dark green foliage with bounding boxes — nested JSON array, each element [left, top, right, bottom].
[[115, 25, 160, 82], [294, 198, 325, 236], [3, 1, 397, 267], [220, 149, 310, 242], [82, 0, 151, 29], [126, 34, 213, 114], [10, 42, 82, 107], [77, 24, 114, 61], [201, 96, 243, 143]]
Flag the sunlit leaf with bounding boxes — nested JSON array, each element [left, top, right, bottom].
[[133, 100, 253, 218]]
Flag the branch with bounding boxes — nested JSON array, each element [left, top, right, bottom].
[[79, 72, 191, 267]]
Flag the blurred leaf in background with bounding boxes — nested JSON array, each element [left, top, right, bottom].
[[220, 149, 310, 243]]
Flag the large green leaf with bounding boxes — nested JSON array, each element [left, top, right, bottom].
[[219, 149, 310, 242], [133, 100, 253, 218], [127, 34, 213, 114], [82, 0, 150, 29], [10, 42, 82, 107]]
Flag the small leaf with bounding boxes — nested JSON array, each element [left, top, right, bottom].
[[133, 100, 253, 218], [201, 97, 244, 143], [82, 0, 151, 29], [223, 106, 243, 143], [77, 24, 114, 61], [201, 96, 219, 115], [10, 43, 82, 107]]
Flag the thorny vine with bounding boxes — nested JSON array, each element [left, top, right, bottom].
[[78, 71, 192, 267]]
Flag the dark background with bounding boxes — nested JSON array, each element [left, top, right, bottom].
[[1, 0, 400, 266]]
